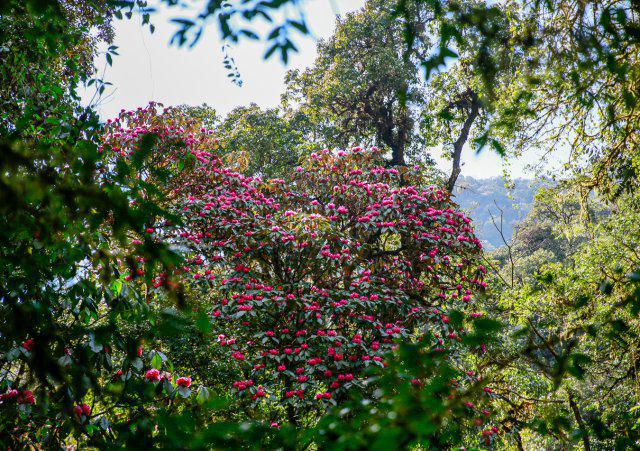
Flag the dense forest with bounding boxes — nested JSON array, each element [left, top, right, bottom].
[[1, 0, 640, 449]]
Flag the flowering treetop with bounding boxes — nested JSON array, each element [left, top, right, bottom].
[[102, 104, 491, 427]]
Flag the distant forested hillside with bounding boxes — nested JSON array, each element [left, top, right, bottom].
[[454, 176, 541, 249]]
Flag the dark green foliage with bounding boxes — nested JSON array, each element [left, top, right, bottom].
[[162, 0, 312, 65]]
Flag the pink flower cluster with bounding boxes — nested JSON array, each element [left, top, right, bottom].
[[73, 403, 91, 417], [0, 389, 35, 405]]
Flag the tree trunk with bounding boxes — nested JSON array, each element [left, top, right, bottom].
[[284, 377, 298, 426], [383, 87, 411, 167], [568, 391, 591, 451], [390, 143, 405, 166], [446, 89, 480, 193], [515, 429, 525, 451]]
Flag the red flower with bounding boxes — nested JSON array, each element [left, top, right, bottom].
[[22, 339, 34, 352], [74, 403, 90, 417], [0, 389, 18, 400], [145, 369, 160, 382], [176, 376, 192, 388]]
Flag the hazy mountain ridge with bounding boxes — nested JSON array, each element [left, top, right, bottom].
[[454, 176, 541, 249]]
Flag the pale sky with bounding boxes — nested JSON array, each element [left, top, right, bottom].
[[82, 0, 541, 179]]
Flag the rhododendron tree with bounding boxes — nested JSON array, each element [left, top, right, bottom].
[[103, 105, 495, 431]]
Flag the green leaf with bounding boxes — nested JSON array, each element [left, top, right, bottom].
[[89, 334, 103, 353], [151, 352, 163, 370], [132, 358, 143, 371], [196, 386, 211, 404]]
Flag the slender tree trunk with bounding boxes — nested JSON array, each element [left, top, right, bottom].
[[446, 89, 480, 193], [515, 429, 525, 451], [568, 391, 591, 451]]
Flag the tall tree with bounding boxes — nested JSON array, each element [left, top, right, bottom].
[[283, 0, 515, 191], [283, 0, 425, 167]]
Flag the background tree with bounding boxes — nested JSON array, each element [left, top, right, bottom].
[[283, 0, 425, 167], [453, 176, 540, 249], [485, 0, 640, 197], [282, 0, 519, 192], [216, 104, 314, 178], [490, 184, 608, 285]]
